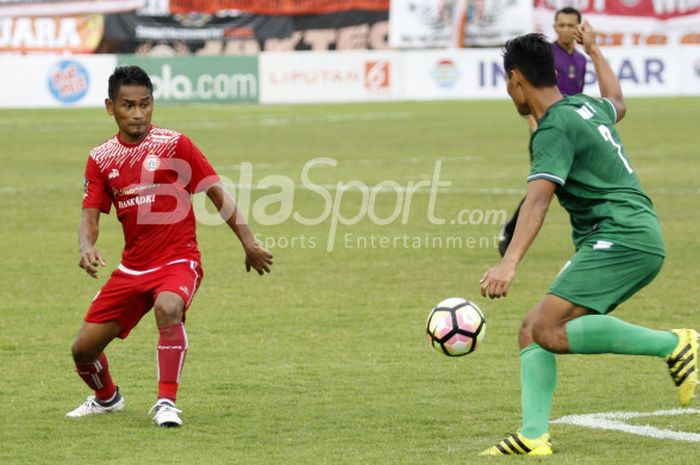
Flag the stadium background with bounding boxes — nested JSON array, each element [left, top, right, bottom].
[[1, 0, 700, 107], [1, 1, 699, 464]]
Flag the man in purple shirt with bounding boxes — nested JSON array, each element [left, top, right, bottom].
[[498, 7, 586, 257], [551, 7, 587, 95]]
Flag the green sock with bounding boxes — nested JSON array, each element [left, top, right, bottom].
[[566, 314, 678, 357], [520, 343, 556, 439]]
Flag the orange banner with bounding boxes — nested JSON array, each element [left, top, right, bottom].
[[0, 15, 104, 54], [169, 0, 389, 15]]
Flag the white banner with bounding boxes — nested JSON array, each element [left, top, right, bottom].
[[400, 47, 684, 99], [259, 51, 401, 104], [389, 0, 457, 48], [455, 0, 533, 47], [401, 49, 509, 99], [679, 46, 700, 95], [0, 54, 116, 108]]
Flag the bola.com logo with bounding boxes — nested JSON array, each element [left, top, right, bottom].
[[47, 60, 89, 104]]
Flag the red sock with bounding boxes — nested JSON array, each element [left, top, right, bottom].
[[75, 352, 117, 401], [157, 322, 188, 402]]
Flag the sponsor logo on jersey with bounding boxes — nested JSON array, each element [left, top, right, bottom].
[[112, 183, 159, 198], [117, 194, 156, 209], [108, 168, 120, 179], [143, 153, 160, 172]]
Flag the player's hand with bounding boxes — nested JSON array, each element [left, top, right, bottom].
[[244, 242, 273, 275], [79, 248, 106, 279], [575, 20, 598, 54], [480, 261, 516, 299]]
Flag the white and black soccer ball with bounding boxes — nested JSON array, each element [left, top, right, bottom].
[[426, 298, 486, 357]]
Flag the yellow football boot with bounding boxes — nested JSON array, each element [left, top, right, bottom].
[[479, 432, 552, 456], [667, 328, 698, 407]]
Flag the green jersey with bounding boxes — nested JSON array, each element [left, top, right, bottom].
[[528, 94, 664, 256]]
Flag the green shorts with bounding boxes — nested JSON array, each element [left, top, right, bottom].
[[549, 241, 664, 314]]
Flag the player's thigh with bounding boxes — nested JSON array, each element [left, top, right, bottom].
[[85, 269, 153, 339], [548, 243, 663, 314]]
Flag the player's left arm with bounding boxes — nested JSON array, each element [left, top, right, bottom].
[[480, 179, 556, 299], [206, 184, 273, 275]]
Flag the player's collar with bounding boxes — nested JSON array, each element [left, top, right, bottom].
[[116, 125, 153, 147]]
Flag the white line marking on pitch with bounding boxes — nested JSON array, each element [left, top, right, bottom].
[[552, 408, 700, 442]]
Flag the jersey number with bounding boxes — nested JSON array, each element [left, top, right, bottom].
[[597, 124, 633, 174]]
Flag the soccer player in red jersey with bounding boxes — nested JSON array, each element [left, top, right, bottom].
[[66, 66, 273, 427]]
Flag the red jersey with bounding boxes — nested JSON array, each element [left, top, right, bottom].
[[82, 125, 218, 270]]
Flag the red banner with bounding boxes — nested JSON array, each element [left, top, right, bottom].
[[169, 0, 389, 15], [535, 0, 700, 20], [534, 0, 700, 45]]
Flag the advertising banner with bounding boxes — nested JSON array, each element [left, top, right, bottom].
[[259, 50, 399, 103], [0, 15, 105, 54], [117, 55, 259, 104], [0, 54, 115, 108], [400, 47, 683, 100], [389, 0, 457, 48], [169, 0, 389, 15], [102, 10, 388, 54], [534, 0, 700, 46], [679, 46, 700, 95], [455, 0, 533, 47]]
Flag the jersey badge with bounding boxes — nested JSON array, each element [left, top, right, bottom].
[[143, 153, 160, 172]]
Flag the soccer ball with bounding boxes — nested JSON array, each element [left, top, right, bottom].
[[426, 298, 486, 357]]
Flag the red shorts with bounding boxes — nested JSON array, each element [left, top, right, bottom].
[[85, 259, 203, 339]]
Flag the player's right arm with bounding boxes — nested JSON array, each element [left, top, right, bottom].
[[78, 208, 106, 278], [577, 20, 626, 122], [80, 156, 110, 278]]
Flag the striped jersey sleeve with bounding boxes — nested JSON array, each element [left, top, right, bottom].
[[528, 126, 574, 186]]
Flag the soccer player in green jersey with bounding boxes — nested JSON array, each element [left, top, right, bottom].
[[478, 22, 698, 456]]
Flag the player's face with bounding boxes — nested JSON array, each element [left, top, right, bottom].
[[106, 85, 153, 144], [554, 13, 580, 47], [506, 70, 530, 116]]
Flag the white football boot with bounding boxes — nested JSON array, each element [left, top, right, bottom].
[[66, 391, 125, 418], [150, 399, 183, 427]]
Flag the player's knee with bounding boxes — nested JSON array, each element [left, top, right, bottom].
[[531, 321, 567, 353], [71, 339, 99, 363], [518, 319, 534, 349], [154, 300, 184, 325]]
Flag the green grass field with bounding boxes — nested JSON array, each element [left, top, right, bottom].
[[1, 98, 699, 464]]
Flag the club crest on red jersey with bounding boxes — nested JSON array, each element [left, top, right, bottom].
[[143, 153, 160, 172]]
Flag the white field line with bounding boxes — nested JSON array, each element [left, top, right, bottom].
[[0, 112, 413, 133], [3, 184, 700, 196], [552, 408, 700, 442]]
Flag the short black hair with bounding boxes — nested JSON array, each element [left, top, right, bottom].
[[555, 6, 581, 23], [108, 65, 153, 100], [503, 33, 557, 88]]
